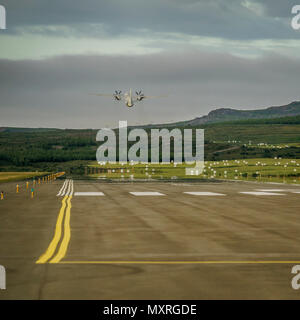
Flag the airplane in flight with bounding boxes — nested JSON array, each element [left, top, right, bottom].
[[91, 89, 166, 108]]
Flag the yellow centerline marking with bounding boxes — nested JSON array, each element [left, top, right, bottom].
[[50, 196, 72, 263], [36, 195, 68, 264], [58, 260, 300, 264]]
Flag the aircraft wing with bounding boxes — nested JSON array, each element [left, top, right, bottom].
[[89, 93, 115, 97], [133, 95, 167, 101], [142, 95, 167, 99]]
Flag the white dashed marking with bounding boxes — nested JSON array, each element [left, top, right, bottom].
[[74, 192, 105, 196], [239, 192, 285, 196], [57, 179, 73, 196], [256, 189, 285, 192], [57, 179, 68, 196], [184, 192, 226, 196], [130, 192, 165, 196]]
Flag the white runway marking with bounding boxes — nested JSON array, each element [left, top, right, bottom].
[[130, 192, 165, 196], [184, 192, 226, 196], [257, 189, 300, 194], [74, 192, 105, 196], [65, 179, 74, 196], [56, 179, 69, 197], [256, 189, 285, 192], [240, 192, 285, 196], [57, 179, 68, 196], [57, 179, 73, 196]]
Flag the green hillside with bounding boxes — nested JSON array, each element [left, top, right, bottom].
[[0, 113, 299, 174]]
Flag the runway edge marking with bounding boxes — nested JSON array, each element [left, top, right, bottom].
[[50, 195, 72, 263], [58, 260, 300, 264], [36, 180, 73, 264], [36, 195, 68, 263]]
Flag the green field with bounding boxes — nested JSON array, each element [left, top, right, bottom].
[[201, 123, 300, 144], [0, 125, 300, 174], [87, 158, 300, 184], [0, 172, 49, 183], [202, 158, 300, 184], [0, 116, 299, 177]]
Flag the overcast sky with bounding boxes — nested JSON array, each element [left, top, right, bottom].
[[0, 0, 300, 128]]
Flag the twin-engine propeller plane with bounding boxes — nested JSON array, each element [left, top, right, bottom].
[[91, 89, 166, 108]]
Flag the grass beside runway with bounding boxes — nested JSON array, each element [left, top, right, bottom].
[[87, 158, 300, 184], [0, 172, 48, 183]]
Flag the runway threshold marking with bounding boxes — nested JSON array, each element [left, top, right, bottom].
[[184, 192, 226, 196], [57, 179, 69, 197], [36, 180, 73, 264], [256, 189, 285, 192], [74, 192, 105, 196], [58, 260, 300, 265], [239, 192, 285, 196], [256, 189, 300, 193], [130, 192, 165, 196]]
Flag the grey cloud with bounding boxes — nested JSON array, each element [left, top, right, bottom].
[[1, 0, 298, 40], [0, 51, 299, 128], [255, 0, 296, 17]]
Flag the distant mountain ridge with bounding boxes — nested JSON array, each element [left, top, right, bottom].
[[187, 101, 300, 126], [1, 101, 300, 132], [139, 101, 300, 128], [0, 127, 59, 133]]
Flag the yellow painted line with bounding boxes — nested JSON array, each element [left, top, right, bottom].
[[50, 196, 72, 263], [36, 195, 68, 264], [58, 260, 300, 265]]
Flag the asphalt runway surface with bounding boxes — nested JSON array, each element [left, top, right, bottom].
[[0, 179, 300, 299]]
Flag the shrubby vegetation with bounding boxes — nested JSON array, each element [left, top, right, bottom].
[[0, 115, 299, 174]]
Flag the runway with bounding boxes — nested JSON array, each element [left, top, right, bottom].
[[0, 179, 300, 299]]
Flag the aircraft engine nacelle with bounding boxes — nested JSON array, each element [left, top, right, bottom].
[[113, 90, 122, 101], [136, 95, 145, 101], [113, 94, 121, 101]]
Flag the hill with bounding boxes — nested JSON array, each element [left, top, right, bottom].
[[0, 127, 59, 133], [138, 101, 300, 128], [0, 102, 300, 173]]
